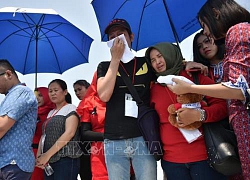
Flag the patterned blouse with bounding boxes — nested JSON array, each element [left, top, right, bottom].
[[222, 22, 250, 178], [43, 104, 82, 163], [210, 61, 223, 83], [222, 23, 250, 117]]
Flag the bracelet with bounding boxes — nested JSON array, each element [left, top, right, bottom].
[[196, 108, 206, 122]]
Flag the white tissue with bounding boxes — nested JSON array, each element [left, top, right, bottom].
[[157, 75, 194, 85], [107, 34, 135, 63]]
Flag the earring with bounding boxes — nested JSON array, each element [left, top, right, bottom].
[[215, 14, 219, 20]]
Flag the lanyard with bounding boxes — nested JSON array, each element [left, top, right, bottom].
[[43, 103, 67, 134], [119, 58, 137, 84], [165, 86, 177, 104]]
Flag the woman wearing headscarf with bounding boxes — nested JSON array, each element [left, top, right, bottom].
[[31, 87, 55, 180], [145, 42, 228, 180], [168, 1, 250, 178]]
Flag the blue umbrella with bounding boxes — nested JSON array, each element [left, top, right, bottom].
[[92, 0, 206, 51], [0, 7, 93, 87]]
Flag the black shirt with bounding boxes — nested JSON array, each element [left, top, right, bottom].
[[97, 57, 154, 140]]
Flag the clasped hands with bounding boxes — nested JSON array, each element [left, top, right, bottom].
[[35, 153, 51, 169]]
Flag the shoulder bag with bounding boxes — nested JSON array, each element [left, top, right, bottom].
[[193, 72, 242, 176], [118, 66, 163, 161]]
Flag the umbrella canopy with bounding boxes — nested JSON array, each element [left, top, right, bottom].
[[0, 7, 93, 87], [92, 0, 206, 51]]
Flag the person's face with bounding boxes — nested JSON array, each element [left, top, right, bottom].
[[73, 84, 87, 100], [48, 82, 67, 104], [199, 17, 225, 40], [150, 49, 167, 73], [197, 34, 218, 60], [108, 26, 134, 48], [199, 17, 216, 39], [36, 90, 45, 107], [0, 70, 7, 94]]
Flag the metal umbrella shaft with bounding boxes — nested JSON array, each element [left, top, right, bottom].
[[162, 0, 181, 49], [35, 24, 38, 88]]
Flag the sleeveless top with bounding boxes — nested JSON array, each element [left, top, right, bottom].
[[43, 104, 82, 163]]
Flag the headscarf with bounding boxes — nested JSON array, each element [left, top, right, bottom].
[[145, 42, 184, 77], [33, 87, 55, 144], [35, 87, 55, 117]]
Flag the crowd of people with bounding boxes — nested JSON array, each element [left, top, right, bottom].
[[0, 0, 249, 179]]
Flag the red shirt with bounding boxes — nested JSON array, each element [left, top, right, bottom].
[[150, 71, 228, 163]]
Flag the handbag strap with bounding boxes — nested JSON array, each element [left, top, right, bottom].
[[192, 71, 200, 85], [118, 65, 143, 105]]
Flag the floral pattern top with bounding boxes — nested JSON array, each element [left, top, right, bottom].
[[222, 22, 250, 178], [222, 22, 250, 120]]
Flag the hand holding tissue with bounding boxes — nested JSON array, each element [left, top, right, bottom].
[[107, 34, 134, 63]]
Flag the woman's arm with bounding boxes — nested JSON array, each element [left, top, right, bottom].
[[81, 122, 104, 141], [36, 114, 79, 168], [36, 140, 42, 158], [176, 74, 228, 127], [168, 79, 244, 100]]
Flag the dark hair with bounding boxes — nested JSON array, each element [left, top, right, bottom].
[[66, 92, 72, 104], [198, 0, 250, 39], [193, 30, 225, 66], [0, 59, 18, 78], [73, 80, 90, 89], [48, 79, 71, 103]]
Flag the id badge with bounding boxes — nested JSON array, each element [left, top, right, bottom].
[[125, 93, 138, 118]]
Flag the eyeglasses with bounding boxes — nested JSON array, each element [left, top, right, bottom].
[[0, 72, 6, 76]]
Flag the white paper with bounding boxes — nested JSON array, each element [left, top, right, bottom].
[[125, 93, 138, 118], [178, 128, 202, 143], [125, 100, 138, 118], [107, 34, 135, 63]]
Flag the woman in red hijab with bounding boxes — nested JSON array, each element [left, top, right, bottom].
[[31, 87, 55, 180]]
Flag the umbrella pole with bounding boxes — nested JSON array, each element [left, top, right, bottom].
[[162, 0, 182, 56], [35, 25, 38, 88]]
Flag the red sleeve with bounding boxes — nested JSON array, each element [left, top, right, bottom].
[[80, 107, 91, 123]]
